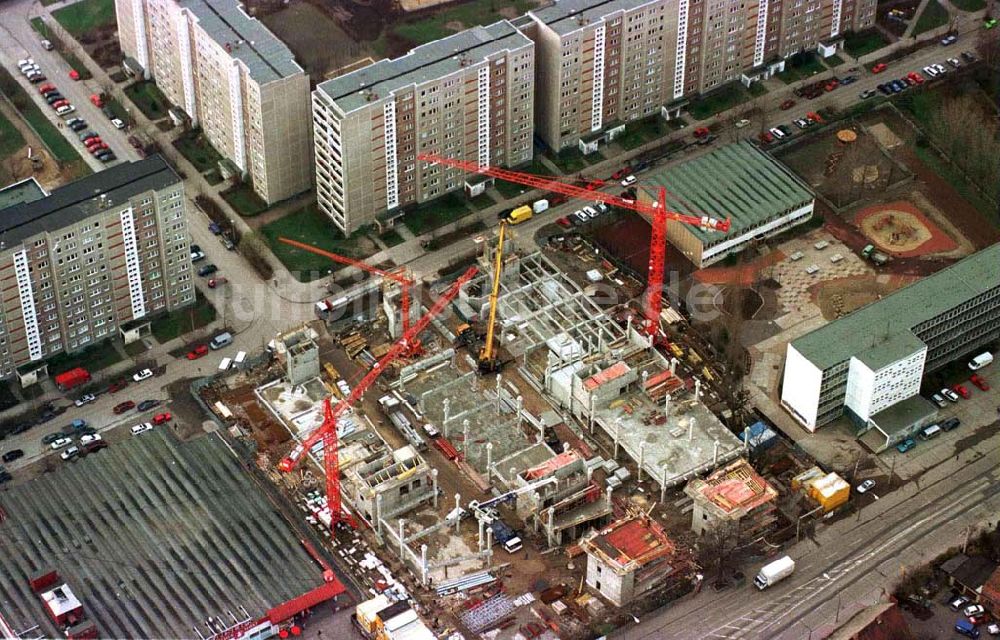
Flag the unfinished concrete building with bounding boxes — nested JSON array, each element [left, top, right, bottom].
[[580, 516, 691, 607], [273, 325, 321, 385], [683, 458, 778, 537], [344, 445, 437, 525], [493, 445, 613, 547]]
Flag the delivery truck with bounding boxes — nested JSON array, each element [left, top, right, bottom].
[[753, 555, 795, 590], [490, 520, 523, 553]]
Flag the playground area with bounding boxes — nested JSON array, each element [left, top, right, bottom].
[[854, 200, 959, 258]]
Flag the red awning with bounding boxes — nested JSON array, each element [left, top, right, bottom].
[[267, 580, 346, 624]]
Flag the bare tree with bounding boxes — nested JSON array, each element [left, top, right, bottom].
[[697, 519, 742, 587]]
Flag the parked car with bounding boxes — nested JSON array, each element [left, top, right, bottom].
[[78, 130, 98, 142], [190, 246, 206, 262], [759, 131, 774, 144], [38, 83, 56, 94], [872, 62, 888, 73], [60, 446, 80, 461], [132, 368, 154, 383], [962, 51, 978, 63], [840, 75, 858, 85], [186, 344, 209, 360], [769, 127, 786, 139], [51, 99, 70, 109], [923, 65, 940, 77], [73, 394, 96, 407], [907, 71, 925, 84], [896, 438, 916, 453], [42, 432, 64, 445], [930, 393, 947, 408], [89, 94, 103, 107], [137, 399, 160, 412], [953, 384, 971, 399], [940, 34, 958, 46], [610, 167, 632, 180], [44, 93, 63, 105], [2, 449, 24, 463], [111, 118, 125, 129], [947, 57, 962, 68], [40, 39, 53, 50], [964, 604, 986, 618], [114, 400, 136, 414], [941, 417, 961, 431], [207, 277, 228, 289], [970, 374, 990, 391], [877, 83, 892, 95], [131, 423, 153, 436], [859, 89, 878, 100], [620, 175, 637, 187], [80, 434, 102, 446], [208, 221, 223, 235], [793, 118, 811, 129], [49, 437, 72, 450], [950, 595, 971, 611], [856, 479, 876, 494], [68, 69, 80, 80], [942, 388, 960, 402], [197, 264, 218, 277], [68, 119, 88, 132], [97, 152, 116, 163], [152, 412, 172, 425], [779, 99, 796, 110], [735, 118, 751, 128]]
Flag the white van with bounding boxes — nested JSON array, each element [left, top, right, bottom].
[[218, 357, 232, 371], [209, 332, 233, 350], [233, 351, 247, 366], [969, 352, 994, 370], [919, 424, 942, 440]]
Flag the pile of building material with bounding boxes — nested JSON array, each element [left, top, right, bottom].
[[459, 594, 515, 634], [340, 332, 368, 359]]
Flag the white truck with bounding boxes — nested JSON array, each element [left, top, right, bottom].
[[969, 352, 994, 370], [753, 556, 795, 590]]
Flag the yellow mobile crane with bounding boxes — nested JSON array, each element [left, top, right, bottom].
[[478, 215, 509, 373]]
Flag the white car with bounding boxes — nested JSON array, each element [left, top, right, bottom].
[[17, 58, 34, 68], [620, 175, 637, 187], [50, 437, 72, 450], [594, 202, 609, 214], [55, 105, 76, 116], [60, 446, 80, 461], [80, 434, 102, 446], [131, 423, 153, 436], [132, 368, 154, 383], [922, 65, 939, 77], [735, 118, 751, 128], [987, 622, 999, 635], [74, 393, 97, 407], [964, 604, 986, 617], [947, 57, 961, 68], [941, 388, 960, 402], [769, 127, 786, 139], [40, 39, 53, 51], [856, 479, 876, 494], [111, 118, 125, 129], [933, 63, 947, 74], [582, 206, 598, 218]]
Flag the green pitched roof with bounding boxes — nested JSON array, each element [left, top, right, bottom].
[[792, 243, 1000, 371], [641, 141, 814, 244]]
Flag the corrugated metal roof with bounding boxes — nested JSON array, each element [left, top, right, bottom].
[[791, 243, 1000, 370], [529, 0, 662, 36], [640, 141, 814, 244], [317, 21, 530, 114], [180, 0, 302, 84]]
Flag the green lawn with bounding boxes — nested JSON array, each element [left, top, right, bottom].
[[824, 54, 846, 68], [204, 169, 223, 185], [776, 52, 827, 83], [173, 130, 223, 174], [124, 81, 170, 120], [0, 109, 25, 158], [392, 0, 537, 46], [494, 157, 552, 198], [913, 0, 950, 35], [52, 0, 116, 38], [687, 83, 757, 120], [843, 30, 890, 58], [222, 183, 268, 216], [951, 0, 985, 10], [468, 192, 496, 210], [618, 116, 669, 150], [45, 339, 122, 376], [151, 292, 217, 343], [403, 192, 474, 235], [261, 204, 379, 280], [380, 228, 406, 248], [0, 66, 87, 169], [61, 51, 92, 80], [548, 148, 588, 173]]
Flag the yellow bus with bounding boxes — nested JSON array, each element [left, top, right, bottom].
[[507, 205, 533, 224]]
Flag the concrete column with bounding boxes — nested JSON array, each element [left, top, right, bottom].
[[398, 519, 405, 557], [421, 544, 429, 586], [638, 441, 647, 481], [606, 485, 613, 504], [587, 465, 594, 482], [486, 442, 493, 482], [546, 507, 556, 548], [455, 493, 461, 534], [516, 395, 524, 429], [463, 419, 470, 455], [688, 417, 696, 441], [478, 518, 486, 551], [670, 358, 678, 374], [713, 440, 720, 466], [588, 393, 595, 433], [642, 370, 649, 392], [661, 466, 668, 502], [744, 427, 750, 453], [376, 493, 384, 536], [563, 442, 570, 453], [486, 528, 494, 566], [443, 398, 451, 425], [664, 393, 671, 419], [432, 469, 439, 508], [495, 374, 502, 415], [694, 378, 702, 400], [626, 314, 633, 336], [614, 419, 622, 458]]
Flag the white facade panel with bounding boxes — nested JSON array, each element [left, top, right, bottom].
[[383, 99, 399, 211], [119, 208, 147, 320], [780, 344, 823, 430], [228, 62, 246, 172], [477, 66, 490, 168], [673, 0, 689, 99], [131, 0, 150, 71], [176, 9, 197, 122], [753, 0, 769, 67], [590, 25, 606, 132], [844, 358, 875, 421], [831, 0, 844, 38], [702, 201, 814, 264], [13, 250, 43, 361]]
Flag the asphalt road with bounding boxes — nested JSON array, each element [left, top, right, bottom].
[[0, 1, 139, 170]]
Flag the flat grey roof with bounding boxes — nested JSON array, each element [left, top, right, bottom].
[[792, 243, 1000, 370], [180, 0, 302, 84], [317, 21, 530, 114], [642, 141, 814, 245], [0, 155, 179, 247], [0, 431, 324, 638], [0, 177, 47, 210], [530, 0, 661, 35], [870, 395, 937, 438]]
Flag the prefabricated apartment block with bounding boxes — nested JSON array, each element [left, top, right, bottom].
[[0, 157, 193, 382], [637, 142, 815, 267], [115, 0, 313, 204], [781, 243, 1000, 433], [313, 22, 535, 233]]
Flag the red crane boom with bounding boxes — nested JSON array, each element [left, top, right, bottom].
[[279, 236, 416, 334], [278, 266, 480, 527], [417, 153, 731, 335]]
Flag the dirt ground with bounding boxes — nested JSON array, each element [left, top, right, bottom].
[[0, 101, 72, 189], [78, 23, 121, 70], [812, 273, 919, 320]]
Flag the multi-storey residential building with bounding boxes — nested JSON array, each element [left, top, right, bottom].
[[781, 243, 1000, 433], [115, 0, 312, 205], [524, 0, 876, 150], [0, 157, 193, 381], [312, 21, 535, 233]]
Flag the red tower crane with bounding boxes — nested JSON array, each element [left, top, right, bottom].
[[279, 236, 416, 335], [277, 265, 479, 528], [417, 153, 731, 336]]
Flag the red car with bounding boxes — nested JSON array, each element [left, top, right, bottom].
[[907, 71, 925, 84], [970, 374, 990, 391], [806, 111, 824, 123], [693, 126, 711, 138], [89, 94, 103, 107], [611, 167, 632, 181], [824, 79, 839, 92], [38, 83, 56, 94], [113, 400, 136, 414], [51, 99, 69, 109], [85, 137, 103, 149], [186, 344, 209, 360], [69, 69, 80, 80], [109, 379, 129, 393], [152, 412, 172, 425], [953, 383, 971, 399], [779, 99, 796, 110], [872, 63, 888, 74], [556, 216, 571, 228], [759, 131, 775, 144]]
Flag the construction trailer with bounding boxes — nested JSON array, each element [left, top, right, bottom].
[[683, 458, 779, 537], [579, 516, 693, 607]]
